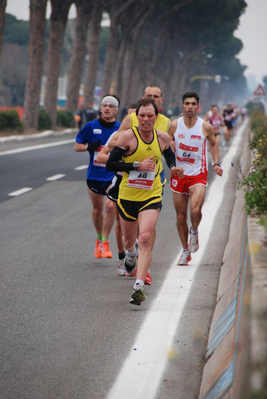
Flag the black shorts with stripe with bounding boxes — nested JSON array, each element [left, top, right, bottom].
[[117, 197, 162, 222]]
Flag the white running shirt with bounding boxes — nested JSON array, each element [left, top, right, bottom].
[[174, 117, 208, 176]]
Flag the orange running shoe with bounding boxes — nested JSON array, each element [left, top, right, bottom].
[[95, 240, 103, 259], [102, 240, 112, 258], [145, 272, 152, 285]]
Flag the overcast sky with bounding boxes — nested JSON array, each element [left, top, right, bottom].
[[6, 0, 267, 85]]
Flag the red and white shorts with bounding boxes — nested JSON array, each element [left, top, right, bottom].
[[170, 173, 208, 195]]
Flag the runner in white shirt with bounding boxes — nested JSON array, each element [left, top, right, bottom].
[[169, 92, 223, 265]]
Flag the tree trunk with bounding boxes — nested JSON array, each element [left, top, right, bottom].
[[44, 0, 73, 126], [101, 21, 119, 95], [0, 0, 7, 61], [65, 0, 93, 112], [101, 0, 136, 95], [112, 36, 127, 98], [23, 0, 47, 129], [83, 0, 102, 106], [120, 7, 152, 107]]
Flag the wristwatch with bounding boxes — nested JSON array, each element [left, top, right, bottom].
[[133, 161, 140, 169], [213, 163, 221, 167]]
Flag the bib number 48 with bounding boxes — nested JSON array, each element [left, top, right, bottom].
[[137, 172, 148, 178]]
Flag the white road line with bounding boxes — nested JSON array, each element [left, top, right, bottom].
[[0, 139, 74, 156], [75, 165, 88, 170], [107, 120, 248, 399], [46, 174, 66, 181], [0, 128, 77, 143], [8, 187, 33, 196]]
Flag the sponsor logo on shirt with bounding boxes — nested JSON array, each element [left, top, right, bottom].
[[93, 129, 102, 134], [179, 143, 198, 152], [191, 135, 201, 140], [178, 134, 185, 139]]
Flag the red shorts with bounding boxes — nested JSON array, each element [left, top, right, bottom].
[[170, 173, 208, 195]]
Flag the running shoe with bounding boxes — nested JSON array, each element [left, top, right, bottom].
[[177, 249, 192, 266], [134, 239, 140, 256], [95, 239, 102, 259], [117, 259, 126, 276], [145, 272, 152, 285], [189, 227, 199, 253], [102, 240, 112, 258], [124, 240, 139, 274], [129, 285, 146, 305], [124, 254, 137, 274], [125, 268, 137, 278]]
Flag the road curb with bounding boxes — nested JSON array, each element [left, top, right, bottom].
[[199, 123, 260, 398]]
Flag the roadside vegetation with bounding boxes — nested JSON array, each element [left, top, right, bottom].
[[0, 109, 75, 133], [238, 108, 267, 229]]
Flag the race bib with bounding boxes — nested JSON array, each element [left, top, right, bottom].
[[127, 168, 155, 190], [93, 146, 105, 167]]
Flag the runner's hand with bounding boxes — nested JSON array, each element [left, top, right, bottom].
[[213, 165, 223, 176], [171, 166, 184, 178], [139, 157, 156, 171], [87, 140, 101, 152]]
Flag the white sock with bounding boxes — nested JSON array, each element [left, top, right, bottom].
[[134, 279, 144, 288], [190, 227, 198, 234], [126, 245, 138, 257]]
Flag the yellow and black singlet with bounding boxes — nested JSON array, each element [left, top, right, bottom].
[[118, 127, 163, 202]]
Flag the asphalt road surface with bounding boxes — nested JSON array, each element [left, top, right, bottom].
[[0, 123, 246, 399]]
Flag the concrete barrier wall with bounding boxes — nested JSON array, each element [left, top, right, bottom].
[[199, 124, 253, 399]]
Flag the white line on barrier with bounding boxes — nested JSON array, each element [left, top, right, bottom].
[[106, 120, 249, 399], [8, 187, 33, 196]]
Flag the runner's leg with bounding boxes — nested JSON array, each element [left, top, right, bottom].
[[88, 188, 104, 235], [173, 192, 189, 249], [188, 185, 206, 231], [103, 197, 115, 238], [136, 209, 160, 282]]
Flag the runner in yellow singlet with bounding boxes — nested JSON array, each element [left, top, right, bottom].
[[106, 98, 184, 305]]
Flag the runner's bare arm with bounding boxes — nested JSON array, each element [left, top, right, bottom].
[[167, 119, 177, 150], [108, 115, 131, 149], [96, 145, 110, 164], [158, 130, 184, 178], [74, 142, 87, 152], [204, 121, 223, 176]]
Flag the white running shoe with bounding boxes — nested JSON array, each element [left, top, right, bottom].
[[134, 239, 140, 256], [178, 249, 192, 266], [189, 227, 199, 253], [117, 259, 126, 276], [124, 253, 137, 273], [124, 240, 139, 274]]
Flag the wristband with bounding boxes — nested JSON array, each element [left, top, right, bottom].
[[213, 163, 221, 167]]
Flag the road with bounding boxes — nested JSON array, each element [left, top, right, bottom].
[[0, 123, 246, 399]]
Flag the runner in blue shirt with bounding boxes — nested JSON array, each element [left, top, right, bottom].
[[75, 95, 121, 259]]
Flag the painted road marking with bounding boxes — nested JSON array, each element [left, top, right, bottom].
[[107, 120, 248, 399], [75, 165, 88, 170], [46, 174, 66, 181], [0, 139, 74, 156], [8, 187, 33, 196]]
